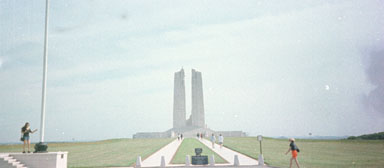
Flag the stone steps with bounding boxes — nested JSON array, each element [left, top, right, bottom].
[[0, 154, 27, 168]]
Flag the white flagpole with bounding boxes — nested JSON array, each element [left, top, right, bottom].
[[37, 0, 50, 151]]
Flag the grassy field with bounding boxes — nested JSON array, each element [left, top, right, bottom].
[[0, 138, 173, 168], [224, 137, 384, 168], [171, 138, 228, 164]]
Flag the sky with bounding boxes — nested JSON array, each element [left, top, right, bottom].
[[1, 0, 384, 143]]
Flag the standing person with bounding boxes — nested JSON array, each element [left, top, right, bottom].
[[21, 122, 37, 153], [200, 133, 203, 139], [177, 133, 180, 141], [210, 134, 216, 148], [218, 134, 224, 149], [197, 133, 200, 139], [285, 138, 300, 168], [181, 134, 183, 140]]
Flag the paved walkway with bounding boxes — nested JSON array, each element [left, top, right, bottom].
[[141, 139, 183, 167], [111, 138, 276, 168], [199, 138, 258, 166]]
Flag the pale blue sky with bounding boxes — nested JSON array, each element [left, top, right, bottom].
[[1, 0, 384, 143]]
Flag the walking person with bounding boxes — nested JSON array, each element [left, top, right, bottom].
[[210, 134, 216, 148], [21, 122, 37, 153], [218, 134, 224, 149], [285, 138, 300, 168]]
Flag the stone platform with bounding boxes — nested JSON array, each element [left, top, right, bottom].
[[1, 152, 68, 168], [133, 127, 245, 139]]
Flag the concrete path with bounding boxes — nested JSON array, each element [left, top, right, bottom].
[[141, 139, 183, 167], [109, 137, 277, 168], [199, 138, 258, 166]]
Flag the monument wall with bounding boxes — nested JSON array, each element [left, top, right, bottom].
[[215, 131, 246, 137], [133, 132, 172, 139]]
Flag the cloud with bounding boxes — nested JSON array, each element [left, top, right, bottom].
[[54, 25, 82, 33], [363, 48, 384, 116]]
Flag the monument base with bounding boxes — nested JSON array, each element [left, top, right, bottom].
[[134, 126, 246, 139], [10, 152, 67, 168]]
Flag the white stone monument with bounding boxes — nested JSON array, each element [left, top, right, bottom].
[[133, 68, 245, 138], [191, 69, 205, 128], [173, 68, 187, 128]]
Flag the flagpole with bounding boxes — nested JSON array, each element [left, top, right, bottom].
[[35, 0, 50, 153]]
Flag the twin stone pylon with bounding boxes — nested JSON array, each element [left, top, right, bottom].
[[173, 68, 205, 129]]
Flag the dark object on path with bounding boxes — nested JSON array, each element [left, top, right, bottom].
[[34, 142, 48, 153], [192, 148, 208, 165]]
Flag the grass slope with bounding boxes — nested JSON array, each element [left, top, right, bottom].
[[0, 138, 173, 168], [224, 137, 384, 168], [171, 138, 228, 164]]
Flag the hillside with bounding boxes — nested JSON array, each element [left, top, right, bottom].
[[348, 132, 384, 140], [224, 137, 384, 168]]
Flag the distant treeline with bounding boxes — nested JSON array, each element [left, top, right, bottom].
[[347, 132, 384, 140]]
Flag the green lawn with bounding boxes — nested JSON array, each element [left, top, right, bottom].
[[224, 137, 384, 168], [0, 138, 173, 168], [171, 138, 228, 164]]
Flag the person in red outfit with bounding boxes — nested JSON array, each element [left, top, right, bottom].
[[285, 138, 300, 168]]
